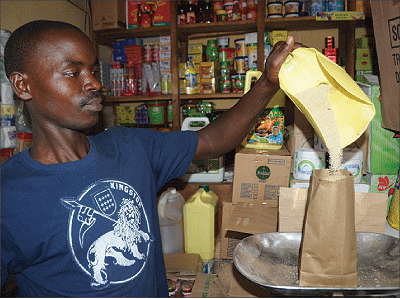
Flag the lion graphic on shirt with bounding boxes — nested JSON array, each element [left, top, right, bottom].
[[87, 198, 149, 289]]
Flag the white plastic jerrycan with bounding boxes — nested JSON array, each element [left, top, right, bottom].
[[181, 117, 225, 183], [158, 188, 185, 254]]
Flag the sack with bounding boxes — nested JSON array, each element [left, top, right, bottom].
[[298, 169, 357, 287]]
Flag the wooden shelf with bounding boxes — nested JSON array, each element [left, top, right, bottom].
[[93, 0, 371, 131], [104, 92, 243, 104]]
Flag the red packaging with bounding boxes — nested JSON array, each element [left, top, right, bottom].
[[127, 1, 142, 29]]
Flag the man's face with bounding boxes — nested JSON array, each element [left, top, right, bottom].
[[23, 29, 102, 132], [273, 127, 279, 136]]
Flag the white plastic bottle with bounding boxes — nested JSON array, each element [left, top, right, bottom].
[[158, 188, 185, 254]]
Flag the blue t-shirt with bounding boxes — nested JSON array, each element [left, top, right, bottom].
[[1, 126, 198, 297]]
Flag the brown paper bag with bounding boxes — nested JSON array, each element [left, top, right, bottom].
[[298, 169, 357, 287]]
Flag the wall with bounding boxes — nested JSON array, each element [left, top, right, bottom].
[[0, 1, 89, 35]]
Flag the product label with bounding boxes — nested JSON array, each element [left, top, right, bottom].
[[246, 107, 284, 145]]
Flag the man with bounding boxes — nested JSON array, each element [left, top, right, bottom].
[[1, 20, 302, 297], [267, 125, 283, 144]]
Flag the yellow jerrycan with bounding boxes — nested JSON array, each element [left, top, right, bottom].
[[183, 186, 218, 260], [241, 71, 286, 150], [278, 48, 375, 150]]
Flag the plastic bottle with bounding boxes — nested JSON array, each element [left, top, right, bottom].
[[183, 186, 218, 260], [185, 60, 197, 95], [158, 188, 185, 254]]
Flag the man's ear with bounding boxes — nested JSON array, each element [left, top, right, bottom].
[[9, 72, 32, 101]]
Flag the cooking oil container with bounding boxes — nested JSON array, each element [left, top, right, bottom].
[[183, 186, 218, 260], [241, 71, 286, 150]]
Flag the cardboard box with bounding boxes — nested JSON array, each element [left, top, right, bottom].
[[220, 200, 278, 259], [190, 274, 228, 297], [356, 70, 373, 84], [279, 187, 388, 234], [164, 253, 204, 279], [357, 78, 400, 174], [316, 11, 365, 21], [91, 0, 126, 31], [232, 147, 291, 203], [370, 1, 400, 132], [188, 43, 206, 55], [126, 1, 170, 28]]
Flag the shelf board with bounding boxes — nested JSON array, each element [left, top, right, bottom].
[[94, 17, 371, 46], [104, 92, 243, 104]]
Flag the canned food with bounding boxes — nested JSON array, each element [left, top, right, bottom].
[[235, 38, 246, 57], [218, 47, 235, 62], [268, 13, 283, 18], [220, 76, 232, 93], [220, 61, 232, 76], [235, 73, 246, 93], [231, 74, 238, 92], [284, 1, 300, 14], [235, 56, 248, 73], [284, 13, 299, 17], [267, 1, 283, 15]]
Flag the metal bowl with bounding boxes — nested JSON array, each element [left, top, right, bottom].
[[233, 232, 399, 297]]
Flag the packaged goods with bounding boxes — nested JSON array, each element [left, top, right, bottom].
[[241, 71, 285, 150], [292, 148, 326, 181], [267, 1, 283, 15], [183, 186, 218, 260], [185, 61, 198, 95], [158, 188, 185, 254], [232, 147, 291, 204], [206, 39, 218, 62], [299, 169, 358, 288], [146, 101, 167, 126], [216, 9, 228, 21], [234, 38, 246, 57]]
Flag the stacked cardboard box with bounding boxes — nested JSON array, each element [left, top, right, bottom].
[[219, 146, 291, 260]]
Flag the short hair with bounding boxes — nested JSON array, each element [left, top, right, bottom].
[[4, 20, 85, 79]]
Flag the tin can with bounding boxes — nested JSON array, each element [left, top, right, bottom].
[[220, 61, 232, 76], [220, 76, 232, 93], [284, 1, 300, 14], [231, 74, 238, 92], [267, 1, 283, 15], [235, 38, 246, 57], [235, 56, 248, 73], [235, 73, 246, 93], [218, 47, 235, 63]]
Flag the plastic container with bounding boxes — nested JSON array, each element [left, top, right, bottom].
[[183, 186, 218, 260], [181, 117, 225, 182], [241, 71, 285, 150], [158, 188, 185, 254]]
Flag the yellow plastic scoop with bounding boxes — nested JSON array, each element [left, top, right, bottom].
[[278, 47, 375, 151]]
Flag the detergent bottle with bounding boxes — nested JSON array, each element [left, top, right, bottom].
[[183, 186, 218, 260], [158, 188, 185, 254], [241, 71, 286, 150], [181, 117, 225, 183]]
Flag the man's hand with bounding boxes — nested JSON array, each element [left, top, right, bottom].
[[262, 36, 305, 90]]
